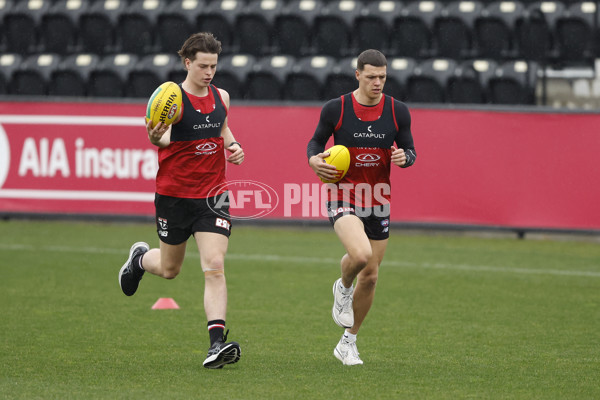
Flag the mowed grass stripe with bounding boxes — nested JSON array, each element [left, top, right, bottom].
[[1, 242, 599, 278]]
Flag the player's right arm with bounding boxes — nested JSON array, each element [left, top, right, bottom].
[[146, 120, 171, 148], [307, 99, 341, 181]]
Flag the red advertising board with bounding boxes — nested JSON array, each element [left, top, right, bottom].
[[0, 101, 599, 230]]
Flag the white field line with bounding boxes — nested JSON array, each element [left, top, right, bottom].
[[0, 243, 598, 278]]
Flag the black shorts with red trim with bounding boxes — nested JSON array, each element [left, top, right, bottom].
[[155, 192, 231, 245], [326, 202, 390, 241]]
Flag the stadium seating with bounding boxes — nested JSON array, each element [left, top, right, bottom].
[[155, 0, 203, 53], [474, 1, 524, 60], [116, 0, 167, 55], [487, 60, 538, 104], [39, 0, 88, 55], [313, 0, 361, 58], [555, 2, 596, 63], [8, 53, 60, 96], [128, 53, 181, 98], [48, 53, 100, 97], [88, 53, 139, 98], [283, 55, 337, 100], [434, 1, 484, 59], [0, 53, 22, 95], [3, 0, 52, 54], [386, 57, 417, 101], [391, 0, 442, 58], [235, 0, 284, 56], [211, 54, 257, 99], [354, 1, 399, 54], [197, 0, 245, 54], [406, 58, 457, 103], [79, 0, 128, 55], [515, 1, 566, 62], [446, 59, 497, 103], [274, 0, 322, 56], [323, 56, 358, 100], [245, 55, 295, 100]]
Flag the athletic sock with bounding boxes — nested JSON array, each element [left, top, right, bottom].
[[343, 331, 357, 343], [207, 320, 226, 345], [339, 281, 353, 295], [132, 253, 145, 273]]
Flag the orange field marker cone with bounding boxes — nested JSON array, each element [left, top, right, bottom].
[[151, 297, 180, 310]]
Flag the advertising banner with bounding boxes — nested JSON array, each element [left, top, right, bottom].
[[1, 101, 599, 230]]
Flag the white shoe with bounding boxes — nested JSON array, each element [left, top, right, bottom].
[[334, 337, 363, 365], [332, 278, 354, 328]]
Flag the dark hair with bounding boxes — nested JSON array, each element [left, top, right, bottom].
[[178, 32, 222, 65], [356, 49, 387, 70]]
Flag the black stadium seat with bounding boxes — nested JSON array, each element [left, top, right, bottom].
[[8, 53, 61, 96], [516, 1, 565, 62], [155, 0, 203, 53], [3, 0, 52, 54], [49, 53, 100, 97], [211, 54, 257, 100], [354, 1, 400, 55], [274, 0, 322, 56], [245, 55, 295, 100], [487, 60, 538, 104], [79, 0, 128, 54], [406, 58, 457, 103], [88, 54, 139, 98], [128, 54, 180, 99], [116, 0, 167, 55], [446, 59, 496, 104], [0, 53, 22, 95], [434, 1, 484, 59], [386, 57, 417, 101], [197, 0, 245, 54], [323, 57, 358, 100], [40, 0, 88, 55], [313, 0, 361, 57], [474, 0, 524, 60], [0, 0, 15, 53], [555, 1, 596, 63], [235, 0, 284, 56], [284, 55, 337, 101], [392, 1, 443, 59]]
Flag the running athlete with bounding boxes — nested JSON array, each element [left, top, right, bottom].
[[306, 49, 416, 366], [118, 32, 244, 369]]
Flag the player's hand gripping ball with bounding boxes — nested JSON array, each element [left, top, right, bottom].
[[145, 81, 182, 128], [321, 145, 350, 183]]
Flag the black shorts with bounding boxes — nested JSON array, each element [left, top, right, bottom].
[[327, 202, 390, 241], [155, 192, 231, 245]]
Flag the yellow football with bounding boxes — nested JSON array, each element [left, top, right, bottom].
[[321, 145, 350, 183], [145, 81, 182, 128]]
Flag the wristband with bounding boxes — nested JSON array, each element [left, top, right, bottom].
[[229, 141, 242, 148]]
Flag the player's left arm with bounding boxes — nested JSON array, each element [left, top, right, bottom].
[[391, 100, 416, 168], [218, 88, 244, 165]]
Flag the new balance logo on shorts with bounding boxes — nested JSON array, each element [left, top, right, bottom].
[[215, 218, 231, 231], [158, 217, 168, 237]]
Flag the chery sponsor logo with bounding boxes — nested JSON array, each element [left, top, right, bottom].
[[195, 142, 218, 155], [208, 180, 279, 220], [355, 153, 381, 167]]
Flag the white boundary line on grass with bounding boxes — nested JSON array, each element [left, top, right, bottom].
[[1, 243, 599, 278]]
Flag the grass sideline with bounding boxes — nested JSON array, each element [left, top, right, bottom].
[[1, 220, 599, 399]]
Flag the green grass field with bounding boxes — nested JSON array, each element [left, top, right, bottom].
[[1, 220, 599, 399]]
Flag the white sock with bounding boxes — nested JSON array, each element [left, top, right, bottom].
[[339, 281, 353, 294], [343, 331, 357, 342]]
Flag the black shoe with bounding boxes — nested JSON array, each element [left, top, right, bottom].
[[118, 242, 149, 296], [203, 330, 241, 369]]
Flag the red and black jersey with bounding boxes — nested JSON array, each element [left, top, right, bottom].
[[156, 84, 228, 199], [307, 93, 416, 207]]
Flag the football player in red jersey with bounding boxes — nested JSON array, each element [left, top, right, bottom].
[[307, 49, 417, 365], [119, 32, 243, 369]]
